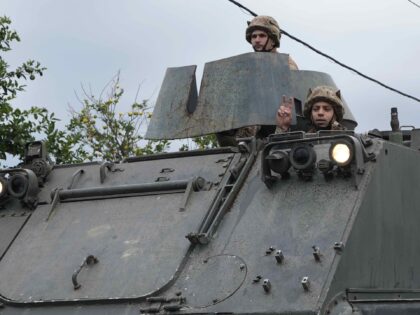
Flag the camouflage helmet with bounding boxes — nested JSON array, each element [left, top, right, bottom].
[[303, 86, 345, 122], [246, 16, 281, 48]]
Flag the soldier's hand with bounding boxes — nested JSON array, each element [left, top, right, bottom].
[[276, 95, 293, 131]]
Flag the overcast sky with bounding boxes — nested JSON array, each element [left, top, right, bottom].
[[3, 0, 420, 137]]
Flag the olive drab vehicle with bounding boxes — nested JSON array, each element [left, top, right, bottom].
[[1, 53, 420, 315]]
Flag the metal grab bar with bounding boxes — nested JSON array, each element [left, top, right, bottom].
[[99, 162, 113, 184], [67, 169, 84, 189], [72, 254, 99, 290], [52, 177, 207, 202]]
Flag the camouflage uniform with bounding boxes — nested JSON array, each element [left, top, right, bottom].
[[306, 121, 346, 133], [216, 126, 260, 147]]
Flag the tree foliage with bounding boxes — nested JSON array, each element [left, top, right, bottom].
[[0, 16, 57, 162], [179, 135, 218, 151], [66, 74, 170, 162], [0, 17, 168, 165], [0, 16, 217, 166]]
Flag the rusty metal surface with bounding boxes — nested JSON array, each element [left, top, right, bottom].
[[146, 53, 357, 140]]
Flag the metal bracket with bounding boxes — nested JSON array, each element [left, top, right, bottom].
[[347, 135, 366, 189], [100, 161, 124, 184], [179, 177, 206, 211], [146, 296, 186, 303], [160, 168, 175, 173], [185, 232, 210, 245], [67, 169, 84, 190], [185, 138, 257, 245], [141, 295, 186, 313], [45, 188, 62, 221], [155, 176, 170, 182], [99, 162, 113, 184]]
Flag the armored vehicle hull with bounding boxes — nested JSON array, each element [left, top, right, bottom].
[[1, 131, 420, 315], [1, 53, 419, 314]]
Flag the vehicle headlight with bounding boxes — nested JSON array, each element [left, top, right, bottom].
[[329, 140, 354, 167], [0, 177, 8, 199], [266, 149, 290, 175], [8, 174, 29, 198], [290, 144, 317, 171]]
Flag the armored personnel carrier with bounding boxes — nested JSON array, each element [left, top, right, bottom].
[[0, 53, 419, 315]]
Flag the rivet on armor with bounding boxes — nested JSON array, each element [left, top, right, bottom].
[[275, 250, 284, 263], [301, 276, 310, 291], [312, 245, 321, 261], [262, 279, 271, 293]]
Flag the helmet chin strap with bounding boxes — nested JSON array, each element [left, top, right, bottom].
[[253, 38, 273, 52]]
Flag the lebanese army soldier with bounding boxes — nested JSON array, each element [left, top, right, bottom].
[[276, 86, 346, 133], [216, 16, 299, 146], [246, 15, 299, 70]]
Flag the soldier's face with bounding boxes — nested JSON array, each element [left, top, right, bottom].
[[251, 30, 274, 51], [311, 101, 335, 128]]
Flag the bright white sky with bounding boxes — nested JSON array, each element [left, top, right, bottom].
[[3, 0, 420, 137]]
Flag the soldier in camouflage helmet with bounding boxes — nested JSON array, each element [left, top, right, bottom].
[[246, 16, 280, 51], [276, 86, 346, 133], [246, 15, 298, 70], [216, 16, 299, 146]]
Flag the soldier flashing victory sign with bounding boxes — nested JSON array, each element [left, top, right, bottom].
[[276, 86, 346, 133]]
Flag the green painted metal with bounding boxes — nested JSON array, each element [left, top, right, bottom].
[[1, 127, 420, 315], [146, 53, 357, 140], [1, 56, 420, 315], [321, 141, 420, 313]]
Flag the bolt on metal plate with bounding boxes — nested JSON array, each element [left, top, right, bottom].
[[334, 242, 345, 252], [275, 250, 284, 263], [262, 279, 271, 293], [265, 246, 275, 255], [312, 245, 321, 261], [301, 276, 310, 291]]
